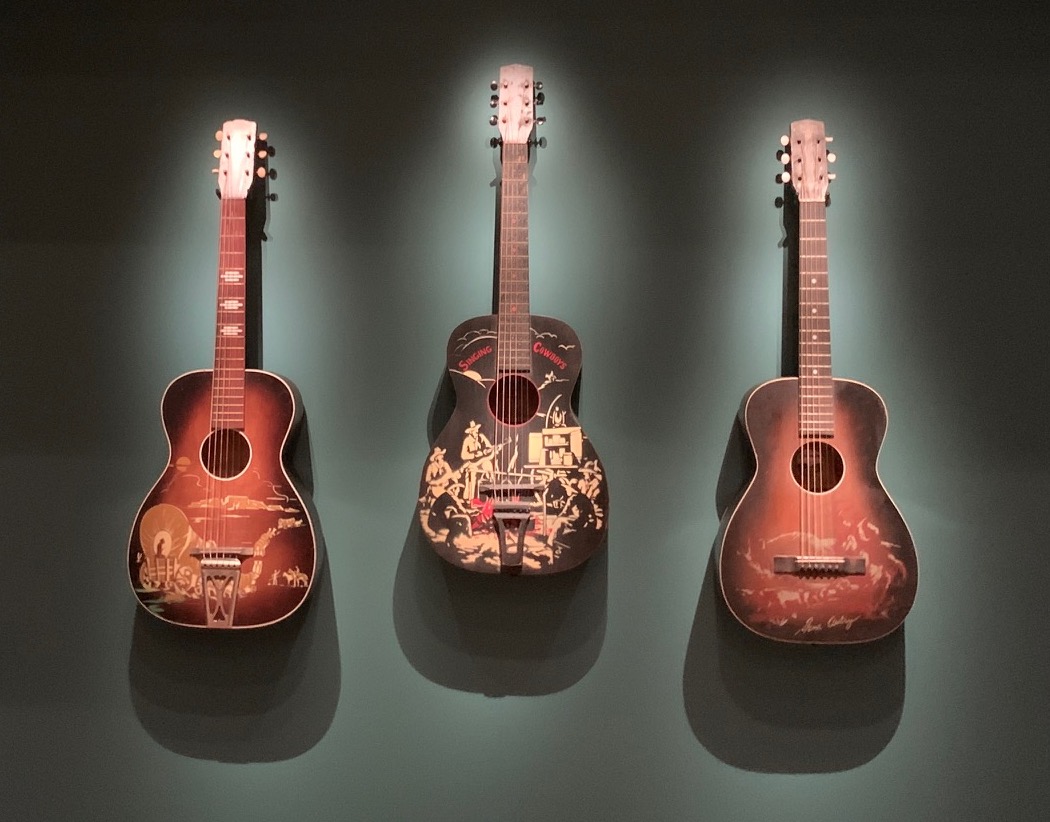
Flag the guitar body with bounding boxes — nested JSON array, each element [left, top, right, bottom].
[[418, 313, 608, 574], [128, 368, 317, 628], [719, 377, 918, 643]]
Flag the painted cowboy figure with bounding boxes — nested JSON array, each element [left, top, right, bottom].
[[460, 420, 493, 500]]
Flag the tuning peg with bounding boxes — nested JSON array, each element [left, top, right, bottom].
[[530, 136, 548, 149], [257, 149, 268, 159], [827, 152, 836, 163], [828, 173, 837, 180], [774, 196, 785, 208], [215, 187, 221, 198], [213, 149, 222, 158], [490, 137, 501, 148], [535, 92, 545, 105], [259, 131, 268, 141], [535, 116, 546, 126], [268, 168, 277, 180], [490, 80, 498, 90], [215, 130, 224, 142], [777, 171, 791, 184], [780, 134, 789, 146], [489, 115, 499, 126], [777, 149, 790, 164], [268, 193, 278, 202], [825, 135, 834, 143], [535, 80, 543, 90], [490, 94, 499, 108], [211, 168, 220, 174], [257, 167, 266, 178]]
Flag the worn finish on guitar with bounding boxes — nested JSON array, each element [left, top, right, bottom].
[[718, 119, 917, 643], [719, 377, 917, 643]]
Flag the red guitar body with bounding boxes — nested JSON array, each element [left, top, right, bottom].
[[127, 119, 317, 629], [718, 119, 917, 643], [128, 369, 317, 628], [719, 377, 917, 643]]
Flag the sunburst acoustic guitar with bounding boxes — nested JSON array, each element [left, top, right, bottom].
[[128, 119, 319, 628], [717, 119, 917, 643], [417, 64, 608, 575]]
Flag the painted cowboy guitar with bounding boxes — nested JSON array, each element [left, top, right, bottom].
[[717, 119, 917, 643], [128, 120, 318, 628], [417, 64, 608, 574]]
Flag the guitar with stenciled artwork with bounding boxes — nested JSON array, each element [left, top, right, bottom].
[[128, 119, 319, 628], [717, 119, 917, 643], [417, 63, 608, 574]]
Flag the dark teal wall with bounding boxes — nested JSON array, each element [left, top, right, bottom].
[[2, 2, 1047, 820]]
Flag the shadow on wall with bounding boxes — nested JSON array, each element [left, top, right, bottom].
[[128, 558, 341, 763], [683, 420, 906, 773]]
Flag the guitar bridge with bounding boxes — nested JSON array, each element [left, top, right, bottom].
[[773, 555, 866, 575], [480, 482, 541, 573], [190, 546, 255, 627]]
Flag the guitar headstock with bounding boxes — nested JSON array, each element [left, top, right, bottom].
[[213, 119, 270, 200], [488, 64, 545, 147], [778, 119, 837, 203]]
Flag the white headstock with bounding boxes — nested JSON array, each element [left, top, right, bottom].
[[779, 119, 836, 203], [491, 64, 538, 146], [213, 119, 258, 200]]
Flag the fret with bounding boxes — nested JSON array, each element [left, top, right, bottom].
[[497, 145, 532, 365], [797, 198, 833, 435], [211, 197, 248, 429]]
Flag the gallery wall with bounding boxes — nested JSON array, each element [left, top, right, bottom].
[[2, 2, 1047, 820]]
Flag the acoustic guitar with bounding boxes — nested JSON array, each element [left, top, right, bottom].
[[417, 64, 608, 574], [128, 120, 318, 628], [717, 119, 917, 643]]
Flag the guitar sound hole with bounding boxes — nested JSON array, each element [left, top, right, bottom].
[[487, 374, 540, 426], [201, 429, 252, 479], [791, 440, 844, 493]]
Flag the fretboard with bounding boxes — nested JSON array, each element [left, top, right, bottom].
[[497, 143, 531, 371], [212, 197, 247, 430], [798, 199, 833, 437]]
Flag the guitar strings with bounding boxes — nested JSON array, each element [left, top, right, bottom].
[[799, 196, 831, 558]]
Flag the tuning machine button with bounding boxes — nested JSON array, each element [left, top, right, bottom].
[[490, 94, 499, 108], [827, 152, 836, 163], [535, 92, 545, 105], [489, 115, 499, 126], [780, 134, 789, 147]]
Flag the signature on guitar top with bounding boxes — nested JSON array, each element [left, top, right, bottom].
[[717, 119, 918, 643], [417, 64, 608, 575], [127, 120, 318, 628]]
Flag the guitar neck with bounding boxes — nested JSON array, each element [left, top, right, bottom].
[[798, 197, 833, 437], [212, 197, 247, 429], [496, 143, 532, 371]]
